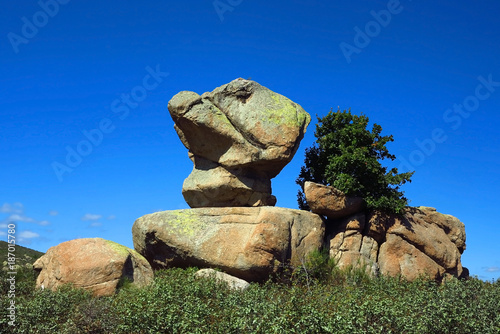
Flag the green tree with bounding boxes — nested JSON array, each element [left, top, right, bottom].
[[296, 108, 414, 214]]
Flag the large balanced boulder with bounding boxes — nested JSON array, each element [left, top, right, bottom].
[[33, 238, 154, 296], [168, 78, 310, 207], [132, 207, 324, 281], [327, 206, 467, 281]]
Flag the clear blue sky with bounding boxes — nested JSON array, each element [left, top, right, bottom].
[[2, 0, 499, 281]]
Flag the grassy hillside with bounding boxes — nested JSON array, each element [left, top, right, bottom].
[[0, 241, 44, 268]]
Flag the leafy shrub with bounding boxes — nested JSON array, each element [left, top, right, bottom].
[[1, 265, 499, 333], [297, 108, 414, 214]]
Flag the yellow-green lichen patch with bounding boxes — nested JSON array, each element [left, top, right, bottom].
[[265, 94, 309, 128], [211, 105, 233, 126], [166, 210, 207, 237], [105, 239, 133, 257]]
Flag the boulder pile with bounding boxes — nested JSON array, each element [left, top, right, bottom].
[[133, 78, 324, 281], [304, 181, 468, 281], [33, 79, 468, 295], [168, 78, 310, 207]]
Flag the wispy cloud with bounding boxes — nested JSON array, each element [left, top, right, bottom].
[[6, 213, 36, 223], [0, 202, 50, 226], [90, 222, 102, 227], [18, 230, 41, 244], [49, 210, 59, 216], [107, 215, 116, 220], [484, 266, 500, 273], [0, 202, 23, 214], [81, 213, 102, 221], [19, 231, 40, 239]]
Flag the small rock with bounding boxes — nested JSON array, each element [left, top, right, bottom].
[[195, 268, 250, 290]]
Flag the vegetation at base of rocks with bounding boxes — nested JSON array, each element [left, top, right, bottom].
[[1, 260, 499, 334], [297, 108, 414, 214]]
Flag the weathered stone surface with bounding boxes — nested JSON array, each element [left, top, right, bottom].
[[132, 207, 324, 281], [168, 78, 310, 207], [182, 156, 276, 207], [304, 181, 365, 219], [378, 234, 443, 281], [195, 268, 250, 290], [413, 206, 466, 253], [327, 207, 467, 281], [33, 238, 154, 296], [328, 213, 378, 272]]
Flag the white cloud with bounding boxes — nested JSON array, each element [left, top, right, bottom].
[[107, 215, 116, 220], [0, 203, 50, 226], [49, 210, 59, 216], [0, 202, 23, 214], [90, 222, 102, 227], [6, 213, 36, 223], [18, 231, 40, 239], [81, 214, 102, 221], [485, 266, 500, 273]]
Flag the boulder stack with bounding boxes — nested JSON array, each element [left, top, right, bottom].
[[132, 79, 324, 281], [168, 78, 310, 207]]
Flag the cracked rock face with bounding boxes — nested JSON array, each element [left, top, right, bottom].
[[327, 207, 467, 281], [168, 78, 310, 207], [33, 238, 154, 296], [132, 207, 325, 281]]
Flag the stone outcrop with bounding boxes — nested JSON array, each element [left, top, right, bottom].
[[132, 207, 325, 281], [327, 206, 467, 281], [33, 238, 154, 296], [304, 181, 365, 219], [195, 268, 250, 290], [168, 78, 310, 207]]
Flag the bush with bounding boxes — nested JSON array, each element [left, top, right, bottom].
[[297, 108, 414, 214], [1, 265, 499, 333]]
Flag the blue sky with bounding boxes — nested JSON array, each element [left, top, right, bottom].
[[2, 0, 499, 281]]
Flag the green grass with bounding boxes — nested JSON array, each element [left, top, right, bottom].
[[0, 247, 499, 333]]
